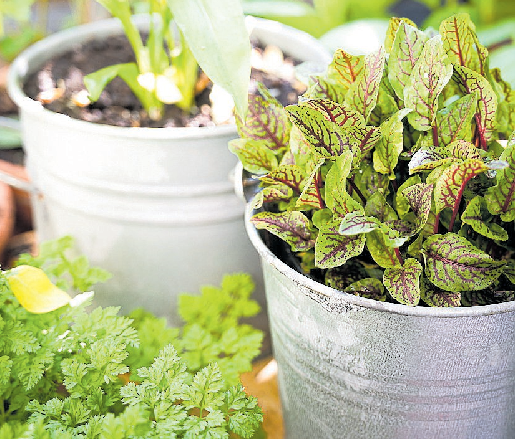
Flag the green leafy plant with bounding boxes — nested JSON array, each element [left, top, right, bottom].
[[0, 238, 263, 438], [84, 0, 250, 120], [231, 13, 515, 307]]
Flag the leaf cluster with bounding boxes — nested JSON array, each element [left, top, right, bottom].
[[232, 13, 515, 307], [1, 239, 263, 438]]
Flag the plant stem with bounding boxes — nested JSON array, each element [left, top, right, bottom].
[[347, 178, 366, 205], [432, 125, 439, 147], [391, 178, 398, 193], [448, 184, 466, 232], [394, 248, 404, 266], [433, 212, 441, 234]]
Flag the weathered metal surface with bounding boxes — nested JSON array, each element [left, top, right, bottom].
[[245, 206, 515, 439]]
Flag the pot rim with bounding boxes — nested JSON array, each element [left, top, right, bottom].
[[7, 15, 330, 141], [245, 203, 515, 318]]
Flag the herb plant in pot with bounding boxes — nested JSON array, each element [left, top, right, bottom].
[[233, 14, 515, 439], [4, 0, 331, 324]]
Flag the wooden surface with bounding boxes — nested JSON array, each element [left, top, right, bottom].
[[241, 358, 283, 439]]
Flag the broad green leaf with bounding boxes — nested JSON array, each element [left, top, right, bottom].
[[461, 196, 509, 241], [251, 211, 315, 251], [369, 76, 399, 125], [345, 47, 385, 122], [236, 85, 290, 151], [420, 278, 461, 307], [395, 175, 421, 217], [228, 139, 277, 174], [422, 233, 506, 291], [315, 219, 366, 269], [401, 183, 433, 234], [352, 126, 382, 160], [384, 17, 418, 53], [167, 0, 251, 117], [364, 230, 401, 269], [435, 93, 477, 145], [404, 36, 453, 131], [325, 152, 363, 216], [338, 212, 379, 235], [344, 278, 386, 301], [434, 159, 489, 213], [485, 136, 515, 221], [301, 99, 365, 127], [6, 265, 71, 314], [84, 63, 156, 112], [453, 66, 498, 145], [355, 162, 390, 199], [287, 105, 353, 158], [439, 13, 487, 75], [365, 191, 398, 222], [327, 49, 364, 90], [383, 258, 422, 306], [373, 108, 411, 178], [388, 22, 429, 100], [260, 165, 305, 194]]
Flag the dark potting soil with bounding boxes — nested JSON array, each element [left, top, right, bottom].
[[23, 35, 306, 128]]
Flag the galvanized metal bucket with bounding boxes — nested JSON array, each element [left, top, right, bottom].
[[245, 205, 515, 439], [5, 16, 331, 324]]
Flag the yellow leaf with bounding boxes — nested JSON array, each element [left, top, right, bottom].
[[6, 265, 71, 314]]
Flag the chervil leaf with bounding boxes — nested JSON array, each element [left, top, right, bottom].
[[373, 109, 411, 178], [461, 196, 509, 241], [301, 99, 365, 127], [346, 47, 385, 122], [251, 211, 316, 251], [453, 66, 498, 146], [420, 278, 461, 307], [327, 49, 364, 90], [316, 219, 366, 269], [435, 93, 477, 145], [434, 159, 489, 214], [405, 36, 453, 131], [383, 258, 422, 306], [439, 13, 487, 75], [388, 22, 429, 101], [485, 136, 515, 221], [422, 234, 506, 291], [224, 385, 262, 439], [236, 84, 290, 151], [228, 139, 278, 174]]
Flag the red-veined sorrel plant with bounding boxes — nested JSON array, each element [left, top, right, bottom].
[[84, 0, 250, 120], [230, 13, 515, 307]]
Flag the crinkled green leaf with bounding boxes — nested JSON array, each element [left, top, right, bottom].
[[420, 278, 461, 307], [344, 278, 386, 301], [434, 159, 489, 213], [228, 139, 278, 174], [236, 84, 290, 151], [388, 22, 429, 100], [327, 49, 364, 90], [485, 135, 515, 221], [461, 196, 509, 240], [435, 93, 477, 145], [453, 66, 498, 145], [301, 99, 365, 127], [346, 47, 385, 122], [315, 219, 366, 269], [439, 13, 487, 75], [384, 258, 422, 306], [373, 109, 411, 178], [401, 183, 434, 234], [422, 233, 506, 291], [251, 211, 315, 251], [404, 36, 454, 131]]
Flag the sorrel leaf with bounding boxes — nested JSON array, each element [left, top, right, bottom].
[[366, 231, 401, 269], [236, 84, 290, 151], [373, 109, 411, 178], [388, 22, 428, 101], [338, 212, 379, 235], [260, 165, 305, 194], [485, 137, 515, 221], [296, 161, 325, 209], [439, 13, 487, 75], [453, 66, 497, 146], [384, 17, 417, 53], [344, 278, 386, 301], [301, 99, 365, 127], [228, 139, 278, 174], [304, 75, 347, 102], [251, 211, 315, 251], [420, 278, 461, 307], [345, 47, 385, 122], [327, 49, 364, 91], [422, 234, 506, 291], [383, 258, 422, 306], [408, 147, 453, 174], [401, 183, 433, 233], [461, 196, 509, 241], [434, 159, 489, 214], [395, 176, 421, 217], [365, 192, 398, 223], [435, 93, 477, 145], [404, 36, 453, 131], [315, 219, 366, 269]]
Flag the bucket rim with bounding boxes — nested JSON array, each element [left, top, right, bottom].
[[8, 15, 331, 141], [245, 203, 515, 318]]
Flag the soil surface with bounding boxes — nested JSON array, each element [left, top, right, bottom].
[[23, 35, 306, 128]]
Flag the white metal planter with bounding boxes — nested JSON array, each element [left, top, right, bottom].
[[245, 205, 515, 439], [6, 16, 331, 323]]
